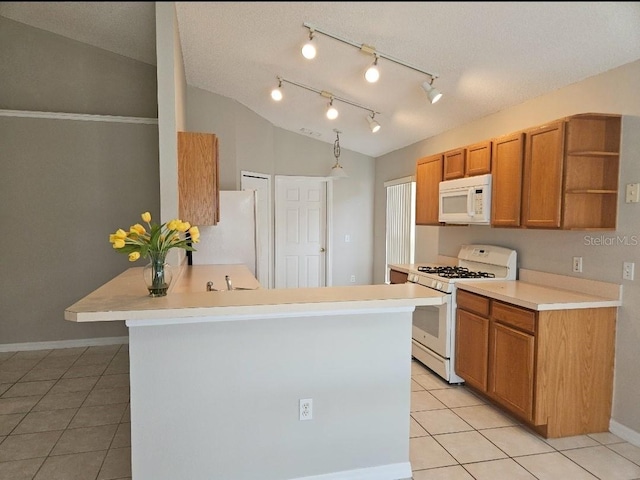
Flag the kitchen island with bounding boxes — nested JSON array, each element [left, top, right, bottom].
[[65, 264, 446, 480]]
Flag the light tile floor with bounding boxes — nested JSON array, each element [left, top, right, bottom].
[[0, 345, 130, 480], [409, 360, 640, 480], [1, 346, 640, 480]]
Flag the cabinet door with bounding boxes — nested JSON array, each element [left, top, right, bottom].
[[491, 132, 524, 227], [466, 141, 492, 176], [415, 154, 443, 225], [178, 132, 220, 225], [521, 121, 565, 228], [455, 309, 489, 392], [443, 148, 465, 180], [488, 321, 535, 422], [389, 269, 408, 284]]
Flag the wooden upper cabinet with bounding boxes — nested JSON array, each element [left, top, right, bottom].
[[562, 114, 621, 230], [443, 148, 466, 180], [444, 142, 491, 180], [491, 132, 524, 227], [521, 121, 565, 228], [466, 141, 492, 176], [178, 131, 220, 226], [415, 154, 443, 225]]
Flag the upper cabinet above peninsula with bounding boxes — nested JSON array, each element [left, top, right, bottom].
[[178, 131, 220, 226]]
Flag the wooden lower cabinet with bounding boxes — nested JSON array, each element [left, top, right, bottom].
[[389, 269, 408, 284], [488, 322, 535, 421], [455, 309, 489, 391], [455, 289, 616, 438]]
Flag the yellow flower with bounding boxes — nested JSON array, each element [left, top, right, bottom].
[[167, 219, 180, 231], [189, 226, 200, 243], [130, 224, 146, 235], [110, 211, 199, 263]]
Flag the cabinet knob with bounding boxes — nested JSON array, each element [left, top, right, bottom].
[[320, 247, 326, 252]]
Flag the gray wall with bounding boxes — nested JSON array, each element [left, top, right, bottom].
[[0, 16, 159, 345], [374, 59, 640, 437]]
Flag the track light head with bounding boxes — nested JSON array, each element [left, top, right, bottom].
[[367, 113, 381, 133], [326, 99, 339, 120], [422, 79, 442, 104], [301, 30, 316, 59], [364, 55, 380, 83], [271, 78, 283, 101]]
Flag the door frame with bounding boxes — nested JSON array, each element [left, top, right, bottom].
[[274, 175, 334, 287]]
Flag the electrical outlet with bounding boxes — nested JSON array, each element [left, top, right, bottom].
[[299, 398, 312, 420], [623, 262, 635, 281], [572, 256, 583, 273], [626, 184, 640, 203], [350, 275, 356, 283], [344, 234, 351, 243]]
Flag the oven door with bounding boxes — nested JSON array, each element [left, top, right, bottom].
[[412, 294, 452, 358]]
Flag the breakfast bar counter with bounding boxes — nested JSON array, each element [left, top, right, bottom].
[[65, 264, 445, 480]]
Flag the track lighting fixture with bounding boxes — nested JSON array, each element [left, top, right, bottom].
[[367, 112, 381, 133], [364, 55, 380, 83], [330, 129, 347, 178], [270, 78, 283, 101], [301, 28, 316, 59], [272, 76, 381, 132], [302, 23, 442, 104], [326, 99, 339, 120], [422, 79, 442, 104]]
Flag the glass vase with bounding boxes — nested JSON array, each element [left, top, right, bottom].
[[143, 252, 172, 297]]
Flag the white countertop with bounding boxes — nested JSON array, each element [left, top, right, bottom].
[[65, 264, 447, 323], [456, 280, 621, 311], [389, 264, 621, 311]]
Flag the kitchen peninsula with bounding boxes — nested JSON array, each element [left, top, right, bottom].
[[65, 264, 446, 480]]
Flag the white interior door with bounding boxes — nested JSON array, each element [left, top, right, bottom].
[[275, 176, 328, 288], [241, 171, 272, 289]]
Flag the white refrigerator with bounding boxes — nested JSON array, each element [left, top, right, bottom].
[[191, 190, 259, 280]]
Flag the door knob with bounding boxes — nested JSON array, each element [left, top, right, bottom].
[[320, 247, 326, 252]]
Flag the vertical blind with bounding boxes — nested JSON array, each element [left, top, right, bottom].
[[385, 177, 416, 283]]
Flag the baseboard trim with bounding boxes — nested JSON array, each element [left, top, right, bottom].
[[610, 419, 640, 447], [0, 336, 129, 353], [291, 462, 411, 480]]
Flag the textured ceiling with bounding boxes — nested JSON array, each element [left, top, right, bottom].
[[2, 2, 640, 157]]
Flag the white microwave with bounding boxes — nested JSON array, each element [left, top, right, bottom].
[[438, 174, 492, 225]]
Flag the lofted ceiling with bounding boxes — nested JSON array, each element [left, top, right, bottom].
[[2, 2, 640, 157]]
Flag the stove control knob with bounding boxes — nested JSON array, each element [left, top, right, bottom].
[[436, 281, 443, 290], [431, 280, 437, 288]]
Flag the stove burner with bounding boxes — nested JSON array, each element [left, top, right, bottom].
[[417, 265, 496, 279]]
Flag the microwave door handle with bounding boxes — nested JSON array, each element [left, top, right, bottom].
[[467, 187, 475, 216]]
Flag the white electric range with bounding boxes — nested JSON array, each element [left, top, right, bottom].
[[407, 244, 517, 383]]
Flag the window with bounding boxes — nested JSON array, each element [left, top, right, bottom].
[[384, 176, 416, 283]]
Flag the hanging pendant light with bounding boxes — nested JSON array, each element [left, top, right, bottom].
[[330, 129, 347, 178]]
